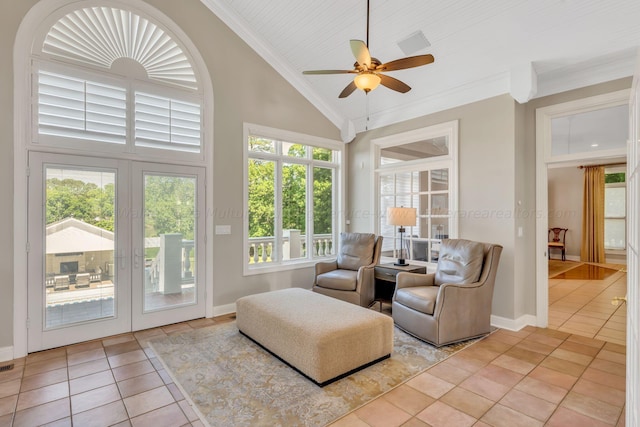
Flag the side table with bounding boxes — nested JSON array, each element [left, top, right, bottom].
[[373, 263, 427, 311]]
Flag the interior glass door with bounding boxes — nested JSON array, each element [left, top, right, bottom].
[[131, 162, 206, 330], [28, 153, 130, 351]]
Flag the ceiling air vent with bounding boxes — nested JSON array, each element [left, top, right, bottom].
[[397, 30, 431, 56]]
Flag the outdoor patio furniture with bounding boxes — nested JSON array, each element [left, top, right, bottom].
[[75, 273, 91, 288], [54, 275, 70, 291]]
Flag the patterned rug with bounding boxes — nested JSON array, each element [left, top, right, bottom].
[[150, 321, 477, 427]]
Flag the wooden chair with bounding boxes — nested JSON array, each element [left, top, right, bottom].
[[548, 228, 568, 261]]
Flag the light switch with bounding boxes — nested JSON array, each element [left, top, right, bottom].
[[215, 225, 231, 235]]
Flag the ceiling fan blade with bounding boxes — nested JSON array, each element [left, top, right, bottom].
[[350, 40, 371, 68], [377, 54, 435, 72], [303, 70, 357, 75], [379, 74, 411, 93], [338, 80, 358, 98]]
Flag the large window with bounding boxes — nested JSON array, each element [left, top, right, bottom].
[[604, 168, 626, 251], [33, 6, 204, 159], [373, 121, 458, 265], [245, 124, 342, 273]]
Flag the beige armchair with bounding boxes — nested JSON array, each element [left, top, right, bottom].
[[312, 233, 383, 307], [392, 239, 502, 347]]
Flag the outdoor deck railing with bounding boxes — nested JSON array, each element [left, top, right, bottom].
[[248, 233, 334, 264]]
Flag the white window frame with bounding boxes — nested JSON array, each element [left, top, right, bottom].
[[243, 123, 344, 275], [371, 120, 459, 267]]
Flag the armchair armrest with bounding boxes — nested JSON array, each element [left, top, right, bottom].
[[396, 272, 435, 290], [315, 260, 338, 276], [432, 280, 487, 320]]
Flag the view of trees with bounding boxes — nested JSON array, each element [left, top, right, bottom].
[[247, 137, 334, 238], [46, 175, 195, 240], [46, 178, 115, 231]]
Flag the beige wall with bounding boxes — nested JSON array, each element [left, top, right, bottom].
[[1, 0, 633, 352], [347, 94, 522, 320], [548, 167, 583, 259], [1, 0, 341, 350], [347, 78, 632, 324]]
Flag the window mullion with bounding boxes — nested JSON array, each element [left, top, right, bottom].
[[307, 164, 313, 259], [274, 158, 283, 263]]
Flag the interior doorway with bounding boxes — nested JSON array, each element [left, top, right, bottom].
[[535, 89, 629, 331]]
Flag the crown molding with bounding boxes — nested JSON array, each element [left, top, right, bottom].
[[352, 72, 511, 133], [536, 49, 636, 99], [200, 0, 350, 139]]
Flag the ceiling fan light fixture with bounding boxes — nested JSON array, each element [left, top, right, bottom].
[[354, 72, 381, 92]]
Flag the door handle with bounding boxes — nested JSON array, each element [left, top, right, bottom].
[[611, 296, 627, 306]]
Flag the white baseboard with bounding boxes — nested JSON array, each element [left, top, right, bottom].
[[0, 346, 14, 363], [491, 314, 537, 332], [213, 303, 236, 317], [565, 255, 581, 262]]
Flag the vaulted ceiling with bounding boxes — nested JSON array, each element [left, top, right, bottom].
[[201, 0, 640, 141]]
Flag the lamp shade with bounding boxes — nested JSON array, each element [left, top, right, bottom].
[[354, 72, 381, 92], [387, 207, 417, 226]]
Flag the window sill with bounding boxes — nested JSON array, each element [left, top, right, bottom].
[[243, 257, 336, 276]]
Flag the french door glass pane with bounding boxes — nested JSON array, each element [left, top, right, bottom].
[[143, 174, 197, 312], [45, 167, 116, 329], [313, 167, 333, 256], [282, 162, 306, 260]]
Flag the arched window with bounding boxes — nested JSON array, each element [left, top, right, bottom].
[[31, 5, 206, 159]]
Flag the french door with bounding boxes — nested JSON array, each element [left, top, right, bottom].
[[27, 152, 206, 351]]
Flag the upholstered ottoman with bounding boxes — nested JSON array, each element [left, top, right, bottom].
[[236, 288, 393, 386]]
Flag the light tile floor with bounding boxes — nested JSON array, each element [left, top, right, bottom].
[[329, 327, 626, 427], [547, 262, 627, 346], [0, 272, 628, 427]]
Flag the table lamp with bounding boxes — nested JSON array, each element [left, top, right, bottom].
[[387, 206, 417, 266]]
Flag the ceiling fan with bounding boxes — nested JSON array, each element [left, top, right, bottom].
[[302, 0, 435, 98]]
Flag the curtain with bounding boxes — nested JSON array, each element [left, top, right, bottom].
[[581, 166, 605, 263]]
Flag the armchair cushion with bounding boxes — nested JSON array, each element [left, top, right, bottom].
[[435, 239, 484, 285], [336, 232, 375, 271], [316, 269, 358, 291], [395, 286, 439, 315]]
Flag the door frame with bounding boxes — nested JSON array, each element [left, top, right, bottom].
[[130, 162, 207, 331], [27, 152, 132, 351], [535, 89, 629, 327], [25, 155, 210, 351]]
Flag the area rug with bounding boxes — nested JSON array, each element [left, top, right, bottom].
[[149, 321, 477, 427]]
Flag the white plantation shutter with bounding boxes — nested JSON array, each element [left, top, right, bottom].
[[38, 70, 127, 144], [135, 92, 201, 153]]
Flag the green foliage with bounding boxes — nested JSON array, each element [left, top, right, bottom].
[[247, 139, 334, 238], [46, 178, 115, 231], [144, 175, 196, 239], [248, 159, 275, 238], [46, 175, 196, 240], [605, 172, 625, 183], [313, 167, 332, 234]]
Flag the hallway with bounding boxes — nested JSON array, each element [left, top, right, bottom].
[[548, 261, 627, 346]]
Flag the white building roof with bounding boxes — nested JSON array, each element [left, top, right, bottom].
[[46, 218, 114, 254]]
